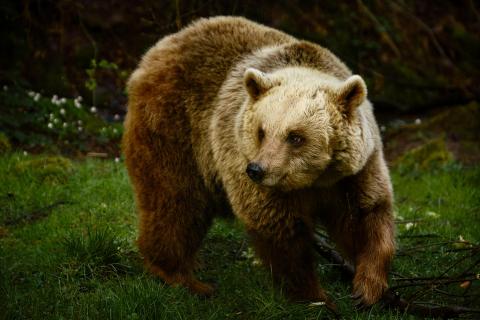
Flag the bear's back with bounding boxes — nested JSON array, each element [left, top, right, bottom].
[[129, 17, 294, 116]]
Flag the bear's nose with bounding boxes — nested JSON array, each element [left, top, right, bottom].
[[246, 162, 265, 183]]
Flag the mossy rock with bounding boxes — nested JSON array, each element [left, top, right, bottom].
[[384, 102, 480, 164], [394, 138, 453, 172], [0, 132, 11, 154], [15, 156, 74, 184]]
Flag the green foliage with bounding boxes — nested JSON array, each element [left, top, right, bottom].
[[85, 58, 121, 105], [0, 87, 123, 154], [0, 132, 11, 154], [62, 227, 127, 279]]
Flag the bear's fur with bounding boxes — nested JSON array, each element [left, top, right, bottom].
[[123, 16, 395, 307]]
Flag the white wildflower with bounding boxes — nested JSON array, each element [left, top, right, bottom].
[[114, 157, 120, 163], [113, 128, 118, 134], [241, 248, 255, 259], [380, 125, 386, 132], [77, 120, 82, 125], [53, 118, 59, 124], [3, 85, 7, 91], [34, 93, 40, 101], [63, 122, 68, 128], [74, 99, 82, 109], [415, 118, 421, 125], [90, 106, 97, 113], [49, 113, 54, 119], [113, 114, 120, 121], [309, 302, 326, 307], [23, 151, 28, 156], [28, 91, 35, 97], [60, 97, 66, 104], [78, 126, 83, 132], [47, 123, 53, 128], [425, 211, 439, 218], [76, 96, 83, 102], [60, 108, 66, 115], [405, 222, 415, 230], [252, 258, 262, 266]]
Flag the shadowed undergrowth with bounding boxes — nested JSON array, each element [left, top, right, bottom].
[[0, 153, 478, 319]]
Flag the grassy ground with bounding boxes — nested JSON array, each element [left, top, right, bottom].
[[1, 153, 479, 319]]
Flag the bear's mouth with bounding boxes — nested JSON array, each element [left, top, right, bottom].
[[259, 173, 287, 187]]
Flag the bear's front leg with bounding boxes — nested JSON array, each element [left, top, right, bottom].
[[349, 151, 396, 306], [351, 203, 395, 306], [326, 152, 396, 307], [248, 220, 335, 308]]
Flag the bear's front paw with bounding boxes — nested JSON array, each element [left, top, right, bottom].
[[352, 273, 387, 307]]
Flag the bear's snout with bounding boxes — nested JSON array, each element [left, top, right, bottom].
[[246, 162, 265, 183]]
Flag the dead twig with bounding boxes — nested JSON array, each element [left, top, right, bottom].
[[389, 277, 478, 290], [86, 152, 108, 158], [398, 240, 467, 253], [313, 232, 480, 318], [398, 233, 440, 239]]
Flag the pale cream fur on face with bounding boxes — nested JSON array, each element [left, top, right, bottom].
[[237, 67, 369, 190]]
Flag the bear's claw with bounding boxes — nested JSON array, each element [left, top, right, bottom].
[[352, 273, 387, 307]]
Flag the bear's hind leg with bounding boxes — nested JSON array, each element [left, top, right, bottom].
[[325, 186, 395, 305], [124, 125, 215, 296], [138, 200, 215, 296]]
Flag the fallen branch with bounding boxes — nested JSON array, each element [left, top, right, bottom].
[[86, 152, 108, 158], [313, 232, 480, 318], [389, 277, 478, 290]]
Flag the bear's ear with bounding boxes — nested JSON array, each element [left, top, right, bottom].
[[244, 68, 274, 99], [337, 75, 367, 116]]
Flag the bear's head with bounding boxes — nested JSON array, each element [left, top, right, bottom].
[[236, 67, 375, 191]]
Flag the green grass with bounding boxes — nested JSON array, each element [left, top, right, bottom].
[[0, 153, 478, 319]]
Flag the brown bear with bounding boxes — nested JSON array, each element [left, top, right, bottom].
[[123, 16, 395, 307]]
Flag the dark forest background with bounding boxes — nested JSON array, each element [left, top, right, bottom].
[[0, 0, 479, 161], [2, 0, 480, 115]]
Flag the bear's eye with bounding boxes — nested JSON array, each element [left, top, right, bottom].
[[258, 128, 265, 142], [287, 132, 305, 147]]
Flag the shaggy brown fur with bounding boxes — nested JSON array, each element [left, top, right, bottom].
[[123, 16, 395, 306]]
